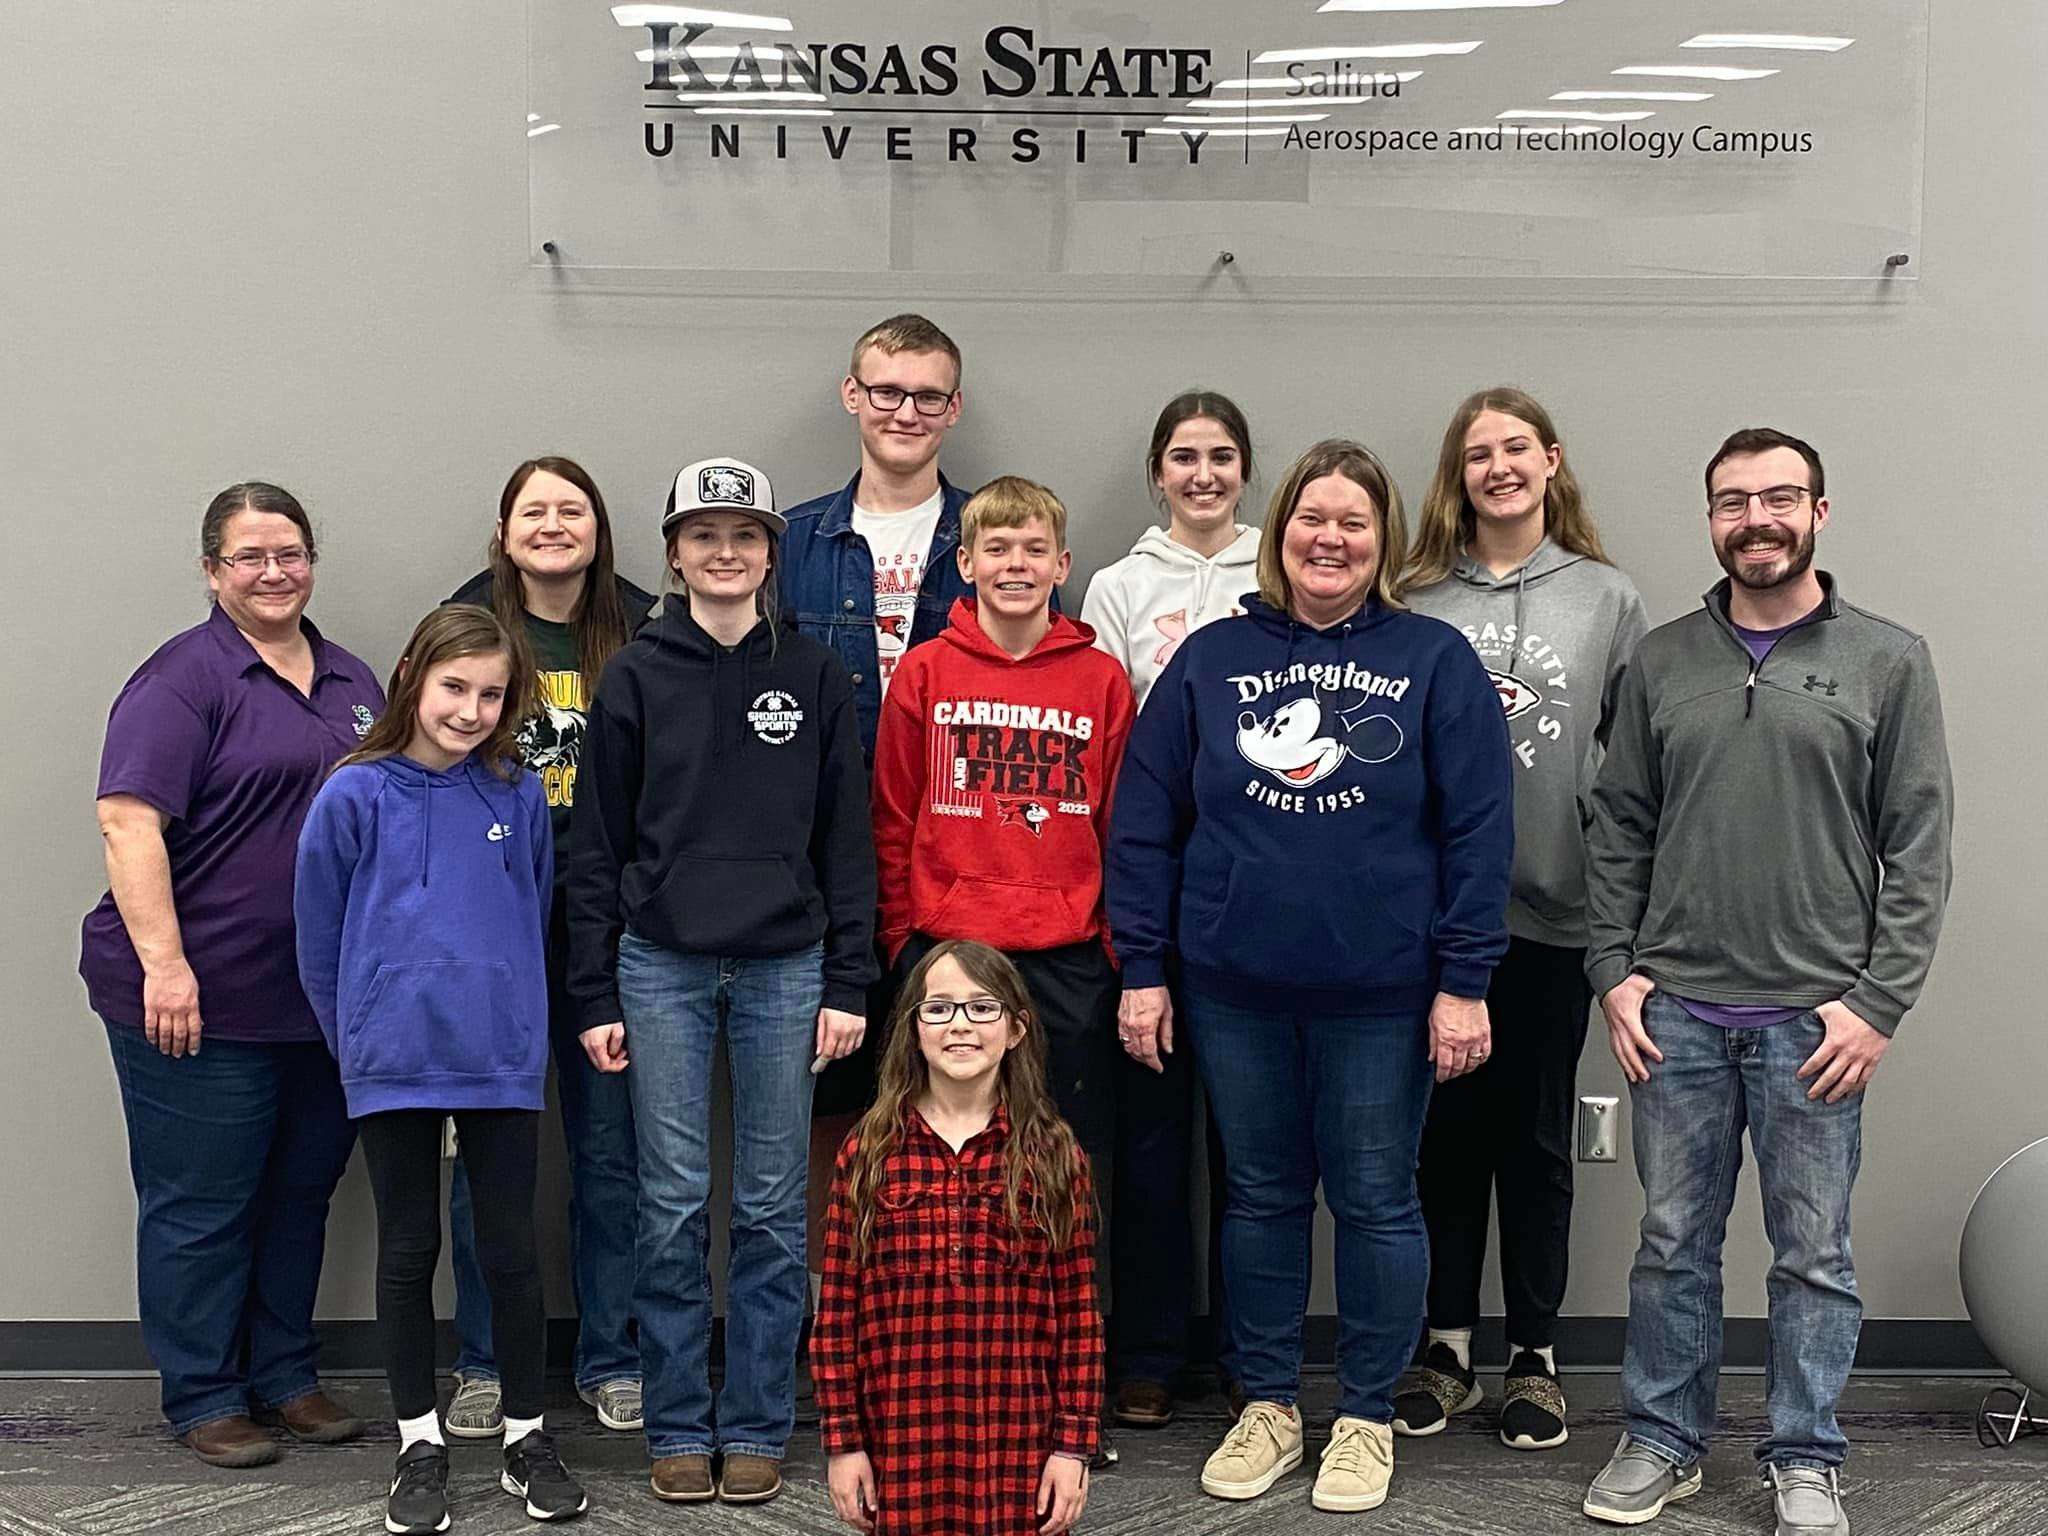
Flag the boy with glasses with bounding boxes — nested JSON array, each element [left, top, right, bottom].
[[1581, 428, 1954, 1536]]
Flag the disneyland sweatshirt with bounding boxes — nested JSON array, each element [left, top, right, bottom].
[[1404, 538, 1649, 948], [871, 597, 1136, 961], [1107, 595, 1513, 1008], [295, 755, 553, 1118], [1081, 524, 1261, 708]]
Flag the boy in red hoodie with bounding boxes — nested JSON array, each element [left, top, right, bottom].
[[872, 474, 1135, 1244]]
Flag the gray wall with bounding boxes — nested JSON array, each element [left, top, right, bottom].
[[5, 4, 2042, 1332]]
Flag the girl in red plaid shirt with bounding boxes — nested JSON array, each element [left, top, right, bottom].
[[816, 939, 1103, 1535]]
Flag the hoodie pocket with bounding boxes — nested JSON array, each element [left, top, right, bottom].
[[343, 961, 524, 1081], [1196, 857, 1431, 987], [927, 877, 1091, 942], [638, 853, 813, 954]]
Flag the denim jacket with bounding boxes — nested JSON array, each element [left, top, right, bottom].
[[777, 470, 974, 757]]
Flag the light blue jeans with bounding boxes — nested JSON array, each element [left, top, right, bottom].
[[1621, 991, 1864, 1471], [616, 931, 822, 1460]]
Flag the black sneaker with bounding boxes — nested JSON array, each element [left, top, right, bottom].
[[1391, 1341, 1481, 1437], [386, 1441, 451, 1535], [1499, 1350, 1568, 1450], [1090, 1426, 1120, 1471], [501, 1429, 588, 1521]]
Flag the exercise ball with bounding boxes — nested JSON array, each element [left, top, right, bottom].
[[1960, 1136, 2048, 1391]]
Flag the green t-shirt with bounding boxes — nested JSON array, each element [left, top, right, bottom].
[[518, 616, 586, 873]]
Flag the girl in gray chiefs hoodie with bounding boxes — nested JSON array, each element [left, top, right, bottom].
[[1395, 387, 1649, 1456]]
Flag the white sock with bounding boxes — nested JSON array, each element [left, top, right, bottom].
[[808, 1271, 822, 1311], [503, 1414, 544, 1448], [1513, 1343, 1557, 1373], [1427, 1328, 1473, 1370], [398, 1410, 445, 1451]]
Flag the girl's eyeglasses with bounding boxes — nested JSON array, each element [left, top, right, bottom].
[[915, 997, 1006, 1026]]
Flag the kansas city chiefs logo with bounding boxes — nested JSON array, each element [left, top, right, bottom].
[[995, 796, 1051, 837], [1487, 669, 1544, 722]]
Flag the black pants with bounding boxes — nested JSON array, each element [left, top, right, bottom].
[[360, 1108, 546, 1421], [1108, 967, 1233, 1388], [1416, 937, 1590, 1348]]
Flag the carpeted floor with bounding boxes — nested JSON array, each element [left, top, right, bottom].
[[0, 1373, 2040, 1534]]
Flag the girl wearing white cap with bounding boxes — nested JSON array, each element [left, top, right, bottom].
[[565, 458, 878, 1507]]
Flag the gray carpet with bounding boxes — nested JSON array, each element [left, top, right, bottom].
[[0, 1374, 2040, 1534]]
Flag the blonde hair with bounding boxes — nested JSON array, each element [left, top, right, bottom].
[[850, 313, 962, 389], [1256, 440, 1408, 615], [1404, 387, 1611, 592], [961, 475, 1069, 553]]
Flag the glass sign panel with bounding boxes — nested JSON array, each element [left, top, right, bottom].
[[528, 0, 1928, 288]]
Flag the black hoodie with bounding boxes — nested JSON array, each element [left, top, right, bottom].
[[566, 603, 877, 1027]]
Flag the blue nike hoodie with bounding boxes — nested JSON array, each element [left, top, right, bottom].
[[1107, 594, 1514, 1008], [295, 754, 553, 1118]]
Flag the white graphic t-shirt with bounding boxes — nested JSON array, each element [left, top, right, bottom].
[[852, 490, 944, 697]]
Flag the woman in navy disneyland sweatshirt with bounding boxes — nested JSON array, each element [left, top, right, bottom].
[[565, 458, 876, 1505], [1106, 440, 1512, 1516], [294, 604, 588, 1531]]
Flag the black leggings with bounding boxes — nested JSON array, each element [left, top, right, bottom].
[[359, 1109, 545, 1421]]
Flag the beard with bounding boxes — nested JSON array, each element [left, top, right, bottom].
[[1716, 521, 1816, 591]]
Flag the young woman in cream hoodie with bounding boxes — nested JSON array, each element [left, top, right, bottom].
[[1081, 390, 1258, 1429]]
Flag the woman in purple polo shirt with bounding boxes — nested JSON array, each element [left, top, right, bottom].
[[80, 482, 385, 1468]]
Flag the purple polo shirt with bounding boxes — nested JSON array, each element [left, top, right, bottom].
[[79, 604, 384, 1042]]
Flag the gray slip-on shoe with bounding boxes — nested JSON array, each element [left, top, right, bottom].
[[1583, 1434, 1703, 1525], [1766, 1464, 1851, 1536]]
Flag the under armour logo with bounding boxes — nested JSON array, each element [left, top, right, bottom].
[[1803, 674, 1839, 696]]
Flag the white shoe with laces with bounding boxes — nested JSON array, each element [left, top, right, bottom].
[[1313, 1416, 1394, 1512], [1200, 1401, 1304, 1501]]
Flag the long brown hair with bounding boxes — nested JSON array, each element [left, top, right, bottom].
[[338, 606, 533, 782], [489, 457, 632, 694], [1405, 387, 1611, 592], [1256, 439, 1409, 615], [843, 941, 1089, 1266]]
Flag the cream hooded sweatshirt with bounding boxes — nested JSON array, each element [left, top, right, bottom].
[[1081, 523, 1261, 708]]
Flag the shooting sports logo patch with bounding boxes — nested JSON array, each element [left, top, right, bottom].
[[747, 689, 804, 745], [700, 464, 755, 507]]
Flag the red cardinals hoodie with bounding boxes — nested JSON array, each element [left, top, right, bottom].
[[873, 597, 1136, 961]]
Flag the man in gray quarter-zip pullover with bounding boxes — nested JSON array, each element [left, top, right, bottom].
[[1580, 429, 1953, 1536]]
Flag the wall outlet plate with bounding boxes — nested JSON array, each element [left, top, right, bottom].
[[1578, 1096, 1620, 1162]]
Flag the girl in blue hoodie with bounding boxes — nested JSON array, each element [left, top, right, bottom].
[[295, 605, 587, 1533]]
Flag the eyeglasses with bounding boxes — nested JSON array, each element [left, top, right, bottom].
[[216, 548, 313, 573], [1707, 486, 1812, 521], [915, 997, 1007, 1026], [854, 379, 956, 417]]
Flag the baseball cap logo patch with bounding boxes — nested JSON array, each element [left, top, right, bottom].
[[700, 465, 755, 506]]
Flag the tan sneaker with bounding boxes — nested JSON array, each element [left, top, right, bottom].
[[1201, 1401, 1304, 1501], [1313, 1416, 1394, 1512]]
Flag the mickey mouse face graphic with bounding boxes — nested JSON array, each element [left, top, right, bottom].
[[1236, 697, 1350, 788]]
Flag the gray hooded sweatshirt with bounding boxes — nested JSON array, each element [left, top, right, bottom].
[[1406, 538, 1650, 948], [1583, 575, 1953, 1036]]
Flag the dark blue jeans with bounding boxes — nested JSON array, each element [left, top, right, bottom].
[[617, 933, 823, 1460], [1622, 992, 1864, 1471], [1184, 989, 1433, 1423], [102, 1019, 356, 1433], [448, 893, 639, 1391]]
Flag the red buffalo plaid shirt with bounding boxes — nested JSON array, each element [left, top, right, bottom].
[[813, 1104, 1103, 1536]]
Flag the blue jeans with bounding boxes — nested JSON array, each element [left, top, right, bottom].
[[1621, 992, 1864, 1471], [102, 1019, 356, 1433], [1183, 989, 1434, 1422], [617, 932, 822, 1459], [449, 898, 639, 1391]]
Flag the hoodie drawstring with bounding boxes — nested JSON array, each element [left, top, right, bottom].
[[1508, 562, 1529, 678], [420, 775, 431, 887]]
